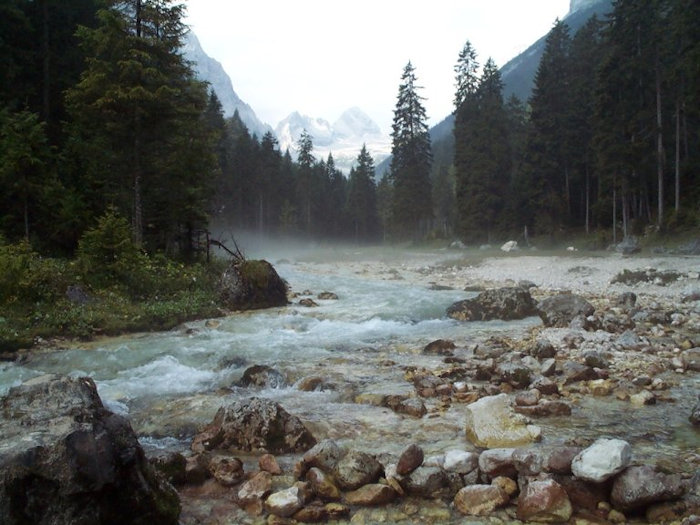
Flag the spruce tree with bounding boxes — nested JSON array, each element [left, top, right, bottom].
[[389, 61, 432, 239], [346, 145, 379, 241]]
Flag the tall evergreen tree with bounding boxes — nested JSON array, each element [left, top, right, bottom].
[[520, 19, 572, 234], [295, 129, 315, 233], [65, 0, 215, 253], [346, 145, 379, 241], [389, 61, 432, 239]]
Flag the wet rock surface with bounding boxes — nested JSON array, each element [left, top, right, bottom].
[[0, 375, 180, 525], [191, 397, 316, 454], [447, 286, 539, 321]]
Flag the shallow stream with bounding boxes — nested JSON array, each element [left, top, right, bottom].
[[1, 248, 698, 521]]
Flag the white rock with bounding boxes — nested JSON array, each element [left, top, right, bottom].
[[465, 394, 542, 448], [571, 438, 631, 483], [444, 450, 479, 474], [501, 240, 519, 252], [264, 486, 301, 517]]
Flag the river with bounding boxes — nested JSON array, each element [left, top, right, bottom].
[[1, 246, 698, 523]]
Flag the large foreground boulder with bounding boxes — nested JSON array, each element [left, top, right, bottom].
[[0, 375, 180, 525], [447, 287, 539, 321], [192, 397, 316, 454], [219, 259, 288, 310]]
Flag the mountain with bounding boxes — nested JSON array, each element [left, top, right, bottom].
[[181, 32, 272, 138], [275, 107, 391, 173], [377, 0, 613, 178]]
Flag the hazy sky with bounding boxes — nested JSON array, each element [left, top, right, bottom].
[[184, 1, 570, 132]]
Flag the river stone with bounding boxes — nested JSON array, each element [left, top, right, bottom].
[[400, 465, 450, 497], [238, 471, 272, 504], [306, 467, 341, 501], [209, 455, 244, 486], [265, 486, 303, 517], [303, 438, 344, 472], [691, 396, 700, 426], [538, 293, 595, 328], [219, 259, 288, 310], [514, 400, 572, 417], [478, 448, 517, 479], [454, 484, 509, 516], [237, 364, 287, 388], [517, 478, 572, 523], [681, 348, 700, 371], [571, 438, 631, 483], [334, 450, 383, 490], [0, 375, 180, 525], [447, 287, 538, 321], [345, 484, 397, 505], [423, 338, 456, 355], [259, 453, 282, 475], [191, 397, 316, 454], [464, 394, 542, 448], [497, 361, 533, 389], [397, 443, 424, 475], [531, 340, 557, 358], [610, 465, 684, 511], [444, 450, 479, 475]]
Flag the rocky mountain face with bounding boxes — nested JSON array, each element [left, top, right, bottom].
[[275, 107, 390, 173], [182, 32, 272, 138]]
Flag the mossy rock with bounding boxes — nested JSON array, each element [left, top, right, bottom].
[[219, 259, 288, 311]]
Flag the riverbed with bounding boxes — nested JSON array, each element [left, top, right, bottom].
[[1, 245, 698, 523]]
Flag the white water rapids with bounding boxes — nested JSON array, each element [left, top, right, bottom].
[[1, 247, 697, 472]]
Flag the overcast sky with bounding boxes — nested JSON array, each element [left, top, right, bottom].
[[184, 0, 570, 132]]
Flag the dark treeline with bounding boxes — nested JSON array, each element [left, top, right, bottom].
[[0, 0, 381, 262], [443, 0, 699, 244], [1, 0, 698, 261]]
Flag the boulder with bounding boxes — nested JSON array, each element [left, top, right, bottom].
[[681, 348, 700, 371], [219, 259, 288, 310], [423, 339, 456, 355], [447, 287, 539, 322], [208, 455, 244, 486], [305, 467, 341, 501], [537, 293, 595, 328], [478, 448, 517, 479], [517, 478, 572, 523], [265, 486, 303, 517], [443, 450, 479, 475], [454, 484, 509, 516], [0, 375, 180, 525], [501, 240, 519, 252], [615, 236, 641, 255], [191, 397, 316, 454], [345, 484, 397, 505], [465, 394, 542, 448], [400, 465, 450, 498], [611, 465, 684, 511], [237, 365, 287, 389], [303, 439, 344, 472], [317, 291, 339, 300], [691, 396, 700, 426], [333, 450, 383, 490], [571, 438, 631, 483], [396, 443, 424, 475], [237, 471, 272, 504]]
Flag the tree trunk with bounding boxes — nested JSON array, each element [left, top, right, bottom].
[[41, 0, 50, 122], [675, 99, 680, 211], [655, 52, 664, 227], [585, 166, 590, 235], [612, 183, 617, 245]]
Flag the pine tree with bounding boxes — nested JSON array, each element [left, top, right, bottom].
[[295, 129, 315, 233], [454, 58, 511, 243], [389, 61, 432, 239], [65, 0, 215, 253], [346, 145, 379, 242]]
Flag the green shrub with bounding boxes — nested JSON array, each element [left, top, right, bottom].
[[77, 208, 144, 289]]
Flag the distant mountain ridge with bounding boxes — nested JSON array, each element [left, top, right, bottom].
[[182, 32, 272, 138], [275, 108, 391, 173]]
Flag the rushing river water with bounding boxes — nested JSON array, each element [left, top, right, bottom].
[[1, 249, 698, 520]]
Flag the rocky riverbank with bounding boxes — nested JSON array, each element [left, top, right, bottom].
[[1, 250, 698, 524]]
